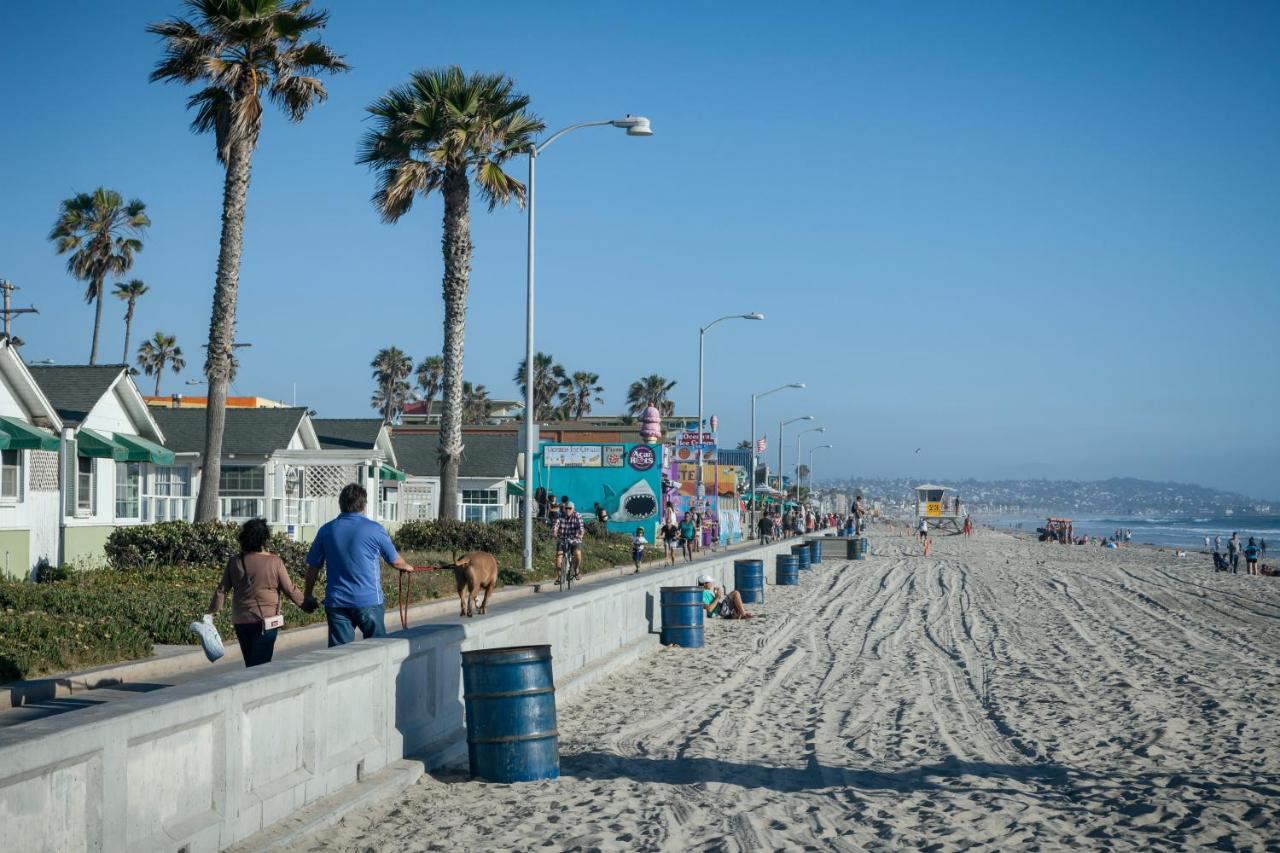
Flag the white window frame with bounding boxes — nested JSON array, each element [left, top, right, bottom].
[[115, 461, 142, 520], [0, 449, 21, 505], [219, 464, 266, 497], [460, 488, 501, 523], [76, 456, 95, 516]]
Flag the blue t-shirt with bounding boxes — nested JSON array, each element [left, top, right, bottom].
[[306, 513, 399, 607]]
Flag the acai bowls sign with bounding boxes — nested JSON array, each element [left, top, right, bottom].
[[536, 442, 664, 538]]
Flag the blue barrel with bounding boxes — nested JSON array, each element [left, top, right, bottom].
[[791, 543, 811, 570], [808, 539, 822, 565], [734, 559, 764, 603], [660, 586, 705, 648], [846, 537, 859, 559], [855, 537, 869, 560], [776, 554, 799, 585], [461, 645, 559, 782]]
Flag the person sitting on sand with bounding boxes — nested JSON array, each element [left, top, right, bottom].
[[698, 574, 752, 620]]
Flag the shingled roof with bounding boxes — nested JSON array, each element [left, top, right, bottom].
[[28, 365, 128, 427], [151, 407, 310, 456], [313, 418, 384, 451], [391, 432, 519, 478]]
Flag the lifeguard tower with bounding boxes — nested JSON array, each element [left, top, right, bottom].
[[914, 483, 964, 533]]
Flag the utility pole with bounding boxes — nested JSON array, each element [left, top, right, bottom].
[[0, 279, 39, 339]]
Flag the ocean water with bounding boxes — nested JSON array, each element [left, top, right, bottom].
[[991, 514, 1280, 550]]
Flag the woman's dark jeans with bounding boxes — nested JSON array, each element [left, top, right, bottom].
[[234, 622, 279, 667]]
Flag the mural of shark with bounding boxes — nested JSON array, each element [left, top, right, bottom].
[[602, 479, 659, 523]]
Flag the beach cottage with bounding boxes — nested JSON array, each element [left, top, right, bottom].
[[28, 365, 174, 566], [391, 432, 521, 522], [0, 343, 65, 577], [312, 418, 405, 527]]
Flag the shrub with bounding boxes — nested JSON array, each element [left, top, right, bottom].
[[104, 521, 309, 573], [0, 609, 151, 683], [393, 518, 551, 555]]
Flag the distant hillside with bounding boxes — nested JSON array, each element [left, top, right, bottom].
[[821, 476, 1275, 516]]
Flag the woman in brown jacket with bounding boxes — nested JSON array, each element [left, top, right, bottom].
[[208, 518, 307, 667]]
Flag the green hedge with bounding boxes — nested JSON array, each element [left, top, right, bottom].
[[104, 521, 309, 572], [0, 609, 151, 684], [393, 518, 552, 554]]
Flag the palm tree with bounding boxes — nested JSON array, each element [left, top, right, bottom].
[[371, 346, 413, 423], [137, 332, 186, 396], [359, 66, 543, 520], [49, 188, 150, 365], [113, 279, 150, 363], [626, 374, 677, 417], [736, 440, 752, 450], [564, 371, 604, 420], [415, 355, 443, 422], [462, 381, 492, 424], [149, 0, 348, 522], [514, 352, 568, 422]]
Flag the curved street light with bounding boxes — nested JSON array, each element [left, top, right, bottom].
[[695, 312, 764, 511], [809, 444, 833, 512], [777, 415, 813, 504], [795, 426, 826, 505], [748, 382, 803, 537], [523, 116, 652, 572]]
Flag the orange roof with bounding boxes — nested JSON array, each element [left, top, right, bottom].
[[143, 395, 288, 409]]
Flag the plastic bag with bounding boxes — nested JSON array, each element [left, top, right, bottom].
[[189, 614, 225, 662]]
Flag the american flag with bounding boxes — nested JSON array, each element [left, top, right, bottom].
[[756, 436, 767, 453]]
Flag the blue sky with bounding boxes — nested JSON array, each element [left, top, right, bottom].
[[1, 1, 1277, 498]]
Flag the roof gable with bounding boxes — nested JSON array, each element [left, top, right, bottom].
[[313, 418, 396, 466], [151, 407, 311, 457], [391, 432, 518, 478], [0, 344, 63, 431], [28, 365, 126, 428]]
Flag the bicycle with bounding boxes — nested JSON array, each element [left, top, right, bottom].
[[556, 543, 581, 591]]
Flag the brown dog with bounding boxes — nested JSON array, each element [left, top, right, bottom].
[[454, 551, 498, 617]]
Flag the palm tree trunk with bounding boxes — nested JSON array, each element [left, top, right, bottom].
[[89, 276, 104, 365], [437, 168, 472, 520], [194, 137, 254, 522], [122, 310, 133, 365]]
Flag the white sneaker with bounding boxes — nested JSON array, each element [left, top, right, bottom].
[[190, 614, 225, 662]]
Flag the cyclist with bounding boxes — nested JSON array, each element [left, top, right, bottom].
[[553, 500, 585, 583]]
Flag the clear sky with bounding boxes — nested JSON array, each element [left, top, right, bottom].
[[1, 1, 1277, 499]]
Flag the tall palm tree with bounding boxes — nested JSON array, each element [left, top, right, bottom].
[[627, 374, 677, 417], [113, 279, 150, 363], [49, 188, 150, 365], [359, 66, 543, 520], [462, 381, 491, 424], [564, 371, 604, 420], [415, 355, 443, 422], [514, 352, 568, 422], [149, 0, 348, 522], [371, 346, 413, 423], [137, 332, 186, 396]]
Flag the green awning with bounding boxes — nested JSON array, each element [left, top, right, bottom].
[[0, 416, 59, 452], [77, 428, 130, 460], [372, 463, 406, 482], [506, 480, 525, 497], [113, 433, 175, 465]]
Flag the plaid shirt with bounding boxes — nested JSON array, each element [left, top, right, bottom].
[[553, 511, 584, 544]]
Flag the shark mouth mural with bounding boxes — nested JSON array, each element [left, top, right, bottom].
[[603, 479, 659, 522]]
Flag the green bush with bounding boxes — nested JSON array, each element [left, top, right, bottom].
[[104, 521, 309, 573], [0, 609, 151, 683], [393, 518, 551, 555]]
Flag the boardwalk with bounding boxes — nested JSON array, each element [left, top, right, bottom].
[[291, 529, 1280, 850]]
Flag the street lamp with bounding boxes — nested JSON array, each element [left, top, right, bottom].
[[795, 426, 825, 506], [522, 115, 652, 573], [696, 312, 764, 511], [809, 444, 833, 512], [778, 415, 813, 506], [748, 382, 804, 537]]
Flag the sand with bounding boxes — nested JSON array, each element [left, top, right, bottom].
[[288, 527, 1280, 851]]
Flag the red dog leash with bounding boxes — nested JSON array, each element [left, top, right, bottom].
[[399, 565, 439, 630]]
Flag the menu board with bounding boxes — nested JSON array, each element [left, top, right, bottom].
[[544, 445, 602, 467]]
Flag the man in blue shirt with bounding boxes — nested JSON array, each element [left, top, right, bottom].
[[304, 483, 412, 647]]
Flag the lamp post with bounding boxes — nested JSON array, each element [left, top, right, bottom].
[[809, 444, 833, 514], [522, 115, 652, 573], [778, 415, 813, 508], [696, 312, 763, 515], [795, 426, 825, 507], [749, 382, 804, 538]]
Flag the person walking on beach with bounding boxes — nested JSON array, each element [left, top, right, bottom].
[[757, 512, 773, 544], [1214, 534, 1221, 553], [208, 518, 308, 667], [1244, 537, 1261, 575], [1228, 533, 1241, 573], [304, 484, 412, 648], [1204, 534, 1211, 552], [917, 517, 929, 541]]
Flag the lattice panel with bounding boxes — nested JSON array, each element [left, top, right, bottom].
[[402, 483, 435, 520], [28, 450, 60, 492], [306, 465, 359, 497]]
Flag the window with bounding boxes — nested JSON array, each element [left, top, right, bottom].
[[153, 466, 191, 497], [461, 488, 501, 523], [219, 465, 265, 495], [77, 456, 94, 513], [115, 462, 141, 519], [0, 450, 20, 501]]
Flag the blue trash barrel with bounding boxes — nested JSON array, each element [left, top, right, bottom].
[[846, 537, 859, 559], [791, 543, 811, 570], [855, 537, 869, 560], [776, 554, 799, 585], [660, 586, 705, 648], [462, 645, 559, 783], [734, 559, 765, 603], [808, 540, 822, 565]]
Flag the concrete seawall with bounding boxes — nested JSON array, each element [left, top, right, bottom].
[[0, 538, 800, 853]]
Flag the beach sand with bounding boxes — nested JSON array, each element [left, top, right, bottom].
[[287, 527, 1280, 851]]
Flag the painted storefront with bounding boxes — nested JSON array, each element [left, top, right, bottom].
[[535, 443, 663, 539]]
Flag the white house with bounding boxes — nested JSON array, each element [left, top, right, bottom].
[[0, 342, 65, 577], [27, 364, 174, 567], [150, 407, 400, 541], [390, 431, 521, 522], [312, 418, 404, 527]]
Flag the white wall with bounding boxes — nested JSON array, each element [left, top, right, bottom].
[[0, 538, 801, 852], [81, 386, 134, 435]]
